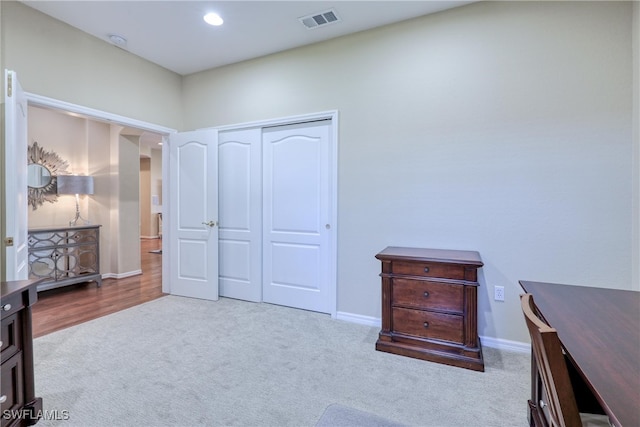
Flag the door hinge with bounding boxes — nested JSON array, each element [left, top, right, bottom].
[[4, 237, 14, 247], [7, 73, 12, 97]]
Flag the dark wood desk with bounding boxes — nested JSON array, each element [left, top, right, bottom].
[[519, 281, 640, 427]]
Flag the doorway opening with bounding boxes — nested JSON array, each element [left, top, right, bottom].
[[22, 92, 173, 336]]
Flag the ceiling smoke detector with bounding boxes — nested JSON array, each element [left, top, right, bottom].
[[108, 34, 128, 47], [299, 9, 341, 30]]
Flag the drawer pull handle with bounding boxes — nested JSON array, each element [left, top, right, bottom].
[[2, 304, 11, 311], [423, 291, 430, 298], [424, 267, 430, 273], [0, 395, 6, 404], [423, 322, 429, 328]]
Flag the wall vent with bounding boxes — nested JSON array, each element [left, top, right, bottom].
[[299, 9, 341, 30]]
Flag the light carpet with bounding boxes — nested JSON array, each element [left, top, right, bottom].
[[33, 296, 530, 426], [315, 404, 405, 426]]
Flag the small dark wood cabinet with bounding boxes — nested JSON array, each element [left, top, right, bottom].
[[375, 247, 485, 371], [1, 280, 42, 426]]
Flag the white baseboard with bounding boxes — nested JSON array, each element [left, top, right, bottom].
[[336, 311, 381, 327], [140, 235, 160, 240], [479, 336, 531, 353], [336, 311, 531, 354], [101, 270, 142, 280]]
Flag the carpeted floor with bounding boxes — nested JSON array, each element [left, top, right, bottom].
[[33, 296, 530, 426], [315, 404, 406, 426]]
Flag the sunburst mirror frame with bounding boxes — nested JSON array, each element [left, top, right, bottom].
[[27, 141, 70, 210]]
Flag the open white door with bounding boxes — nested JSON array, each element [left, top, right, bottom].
[[4, 70, 29, 281], [168, 129, 219, 300]]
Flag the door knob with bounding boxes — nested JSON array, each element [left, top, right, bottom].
[[202, 221, 217, 228]]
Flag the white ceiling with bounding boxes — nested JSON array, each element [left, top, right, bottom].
[[21, 0, 474, 76]]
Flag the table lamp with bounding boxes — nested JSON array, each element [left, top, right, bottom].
[[56, 175, 94, 226]]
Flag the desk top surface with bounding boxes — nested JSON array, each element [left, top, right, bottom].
[[519, 281, 640, 427], [1, 279, 41, 301]]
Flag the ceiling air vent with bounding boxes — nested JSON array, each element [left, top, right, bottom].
[[299, 9, 341, 30]]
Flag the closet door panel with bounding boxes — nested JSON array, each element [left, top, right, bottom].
[[218, 128, 262, 302], [262, 121, 331, 313]]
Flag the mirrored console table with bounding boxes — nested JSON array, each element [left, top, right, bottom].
[[28, 225, 102, 292]]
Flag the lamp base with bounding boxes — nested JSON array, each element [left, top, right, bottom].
[[69, 194, 91, 227]]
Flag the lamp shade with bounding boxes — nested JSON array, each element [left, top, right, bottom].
[[57, 175, 94, 195]]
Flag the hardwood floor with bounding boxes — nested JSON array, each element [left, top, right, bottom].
[[32, 238, 166, 338]]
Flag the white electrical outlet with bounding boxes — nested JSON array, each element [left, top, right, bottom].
[[494, 285, 505, 301]]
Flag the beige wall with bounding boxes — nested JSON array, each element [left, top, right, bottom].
[[116, 135, 141, 275], [140, 158, 151, 238], [27, 106, 89, 227], [1, 1, 182, 129], [184, 1, 635, 344], [87, 119, 113, 278], [150, 148, 162, 236], [1, 1, 637, 345], [139, 148, 163, 238]]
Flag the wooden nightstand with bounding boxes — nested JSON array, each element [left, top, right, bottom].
[[375, 246, 484, 371]]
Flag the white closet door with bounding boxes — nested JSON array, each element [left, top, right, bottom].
[[262, 121, 332, 314], [218, 128, 262, 302]]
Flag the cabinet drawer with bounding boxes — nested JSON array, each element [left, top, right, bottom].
[[68, 229, 98, 244], [392, 278, 464, 313], [1, 293, 24, 321], [392, 307, 464, 344], [392, 261, 466, 280], [1, 313, 22, 363], [1, 350, 24, 423]]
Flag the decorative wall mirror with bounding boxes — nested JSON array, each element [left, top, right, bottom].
[[27, 142, 69, 210]]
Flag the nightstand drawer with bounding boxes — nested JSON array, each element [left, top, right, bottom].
[[1, 350, 25, 420], [1, 313, 22, 363], [392, 261, 466, 280], [1, 293, 25, 321], [392, 307, 464, 344], [392, 278, 464, 313]]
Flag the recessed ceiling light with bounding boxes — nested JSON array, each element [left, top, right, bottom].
[[204, 12, 223, 26]]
